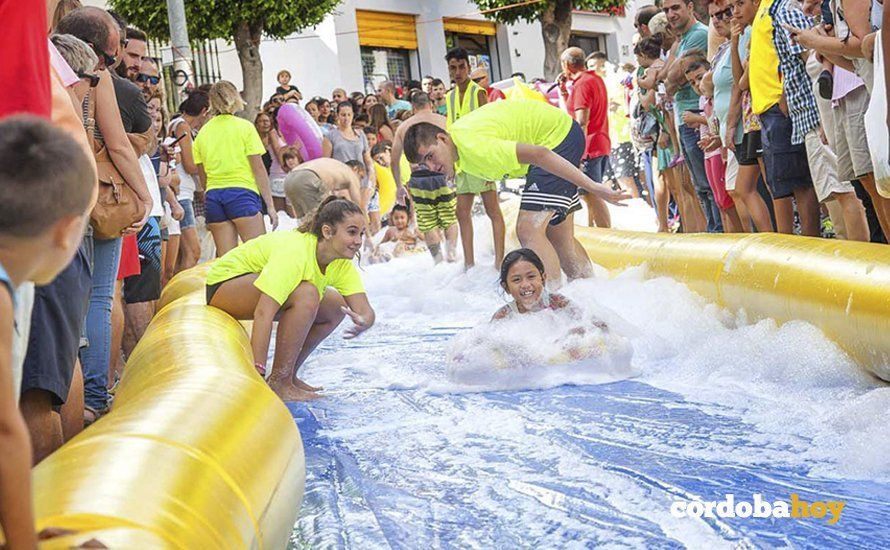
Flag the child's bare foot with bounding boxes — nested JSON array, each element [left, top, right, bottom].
[[294, 377, 323, 392], [271, 381, 322, 402]]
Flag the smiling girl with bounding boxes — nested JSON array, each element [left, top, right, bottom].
[[206, 197, 375, 401], [492, 248, 579, 321]]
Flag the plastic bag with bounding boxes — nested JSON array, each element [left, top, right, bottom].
[[865, 32, 890, 198]]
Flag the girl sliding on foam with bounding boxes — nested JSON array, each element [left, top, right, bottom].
[[492, 248, 607, 332], [205, 197, 375, 402]]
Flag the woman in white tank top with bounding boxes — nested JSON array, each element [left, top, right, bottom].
[[165, 91, 209, 274]]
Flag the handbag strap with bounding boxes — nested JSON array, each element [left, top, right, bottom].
[[83, 90, 98, 153]]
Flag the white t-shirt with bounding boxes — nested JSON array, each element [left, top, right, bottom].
[[139, 154, 163, 217], [11, 283, 34, 404], [168, 118, 197, 201]]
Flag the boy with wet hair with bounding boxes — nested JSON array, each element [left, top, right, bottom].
[[0, 116, 96, 547], [403, 100, 628, 288]]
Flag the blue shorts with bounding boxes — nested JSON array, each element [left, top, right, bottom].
[[21, 242, 91, 407], [205, 188, 263, 224], [178, 198, 196, 229], [759, 105, 813, 199], [520, 121, 585, 226]]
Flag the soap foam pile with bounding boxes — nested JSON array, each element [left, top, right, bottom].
[[281, 206, 890, 547], [444, 301, 638, 391], [289, 205, 890, 482]]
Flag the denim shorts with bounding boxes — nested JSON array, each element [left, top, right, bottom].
[[759, 105, 813, 199], [368, 188, 380, 213], [178, 198, 197, 229], [205, 187, 263, 223]]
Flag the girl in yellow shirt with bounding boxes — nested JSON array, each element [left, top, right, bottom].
[[193, 81, 278, 257], [206, 197, 375, 402]]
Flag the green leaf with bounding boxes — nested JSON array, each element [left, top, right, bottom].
[[109, 0, 342, 42], [469, 0, 627, 25]]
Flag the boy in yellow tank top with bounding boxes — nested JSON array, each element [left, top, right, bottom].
[[445, 47, 506, 270]]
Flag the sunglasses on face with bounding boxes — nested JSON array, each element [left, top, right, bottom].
[[78, 71, 100, 87], [472, 76, 485, 83], [136, 73, 160, 85], [91, 45, 116, 68], [712, 6, 734, 20]]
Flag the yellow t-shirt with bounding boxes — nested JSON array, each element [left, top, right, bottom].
[[399, 154, 412, 185], [193, 114, 267, 193], [749, 0, 783, 115], [206, 230, 364, 305], [450, 99, 573, 181]]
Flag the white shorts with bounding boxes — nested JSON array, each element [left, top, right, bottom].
[[804, 129, 854, 203], [724, 153, 738, 192], [832, 86, 874, 181], [164, 202, 181, 236]]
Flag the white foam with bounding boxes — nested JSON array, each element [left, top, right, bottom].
[[289, 202, 890, 482], [443, 306, 638, 391]]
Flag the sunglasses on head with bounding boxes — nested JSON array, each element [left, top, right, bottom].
[[136, 73, 160, 85], [78, 71, 100, 87]]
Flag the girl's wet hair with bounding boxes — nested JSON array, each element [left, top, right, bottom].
[[499, 248, 546, 288], [299, 195, 363, 238]]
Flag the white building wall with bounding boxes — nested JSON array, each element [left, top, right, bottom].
[[506, 19, 546, 81]]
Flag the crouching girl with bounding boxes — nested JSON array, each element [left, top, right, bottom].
[[206, 197, 375, 401]]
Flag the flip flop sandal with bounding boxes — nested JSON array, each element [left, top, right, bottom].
[[83, 405, 107, 427], [254, 363, 267, 378]]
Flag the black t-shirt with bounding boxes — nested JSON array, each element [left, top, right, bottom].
[[275, 84, 300, 97], [112, 74, 151, 134]]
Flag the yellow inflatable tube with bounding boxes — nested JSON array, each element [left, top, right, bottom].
[[31, 266, 305, 548], [576, 228, 890, 381]]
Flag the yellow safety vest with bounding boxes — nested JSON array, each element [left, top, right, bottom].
[[446, 80, 484, 128]]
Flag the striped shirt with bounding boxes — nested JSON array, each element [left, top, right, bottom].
[[770, 0, 821, 144]]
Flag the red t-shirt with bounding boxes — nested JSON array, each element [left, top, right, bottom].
[[566, 71, 610, 159], [0, 0, 50, 118], [486, 87, 506, 102]]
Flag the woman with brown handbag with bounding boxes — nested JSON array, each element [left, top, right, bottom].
[[78, 34, 153, 422]]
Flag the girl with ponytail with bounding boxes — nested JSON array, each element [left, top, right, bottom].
[[205, 196, 375, 401]]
